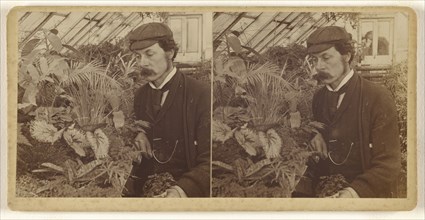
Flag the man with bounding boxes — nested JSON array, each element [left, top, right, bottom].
[[307, 26, 401, 198], [362, 31, 390, 56], [122, 22, 211, 197], [362, 31, 374, 56]]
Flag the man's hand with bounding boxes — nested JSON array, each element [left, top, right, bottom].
[[337, 187, 360, 198], [164, 188, 181, 198], [152, 186, 188, 198], [134, 132, 153, 158], [327, 187, 360, 198], [310, 132, 328, 159]]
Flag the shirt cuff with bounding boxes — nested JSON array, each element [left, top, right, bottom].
[[171, 185, 188, 198]]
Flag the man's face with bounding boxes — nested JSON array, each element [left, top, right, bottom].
[[134, 43, 174, 83], [310, 46, 350, 88]]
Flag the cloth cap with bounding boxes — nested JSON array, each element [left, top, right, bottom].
[[306, 26, 351, 54], [128, 22, 173, 51]]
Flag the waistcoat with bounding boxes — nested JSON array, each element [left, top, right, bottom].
[[314, 75, 363, 182], [132, 72, 188, 194]]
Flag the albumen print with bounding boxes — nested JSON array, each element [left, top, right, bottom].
[[15, 11, 212, 198], [6, 6, 417, 211], [212, 11, 409, 198]]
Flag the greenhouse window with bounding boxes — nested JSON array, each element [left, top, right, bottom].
[[168, 14, 203, 63], [359, 17, 394, 66]]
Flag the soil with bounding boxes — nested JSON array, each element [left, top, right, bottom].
[[16, 173, 120, 197]]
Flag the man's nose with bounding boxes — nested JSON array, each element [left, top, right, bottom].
[[138, 55, 149, 66], [315, 58, 325, 70]]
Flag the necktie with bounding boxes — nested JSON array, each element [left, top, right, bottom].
[[326, 83, 348, 119], [151, 89, 163, 117], [150, 79, 173, 117]]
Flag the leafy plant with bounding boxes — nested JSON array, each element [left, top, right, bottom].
[[384, 60, 408, 198], [213, 36, 322, 197], [29, 120, 64, 144], [17, 28, 140, 197], [17, 123, 32, 147], [385, 61, 407, 151], [62, 127, 89, 157]]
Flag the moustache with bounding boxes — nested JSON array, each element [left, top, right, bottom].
[[313, 71, 331, 81], [139, 68, 156, 77]]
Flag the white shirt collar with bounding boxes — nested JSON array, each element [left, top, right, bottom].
[[326, 69, 354, 92], [149, 67, 177, 90]]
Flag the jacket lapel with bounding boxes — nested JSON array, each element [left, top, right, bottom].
[[144, 90, 155, 122], [136, 86, 155, 122]]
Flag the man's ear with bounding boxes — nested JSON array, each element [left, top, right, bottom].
[[165, 49, 174, 60], [343, 52, 351, 63]]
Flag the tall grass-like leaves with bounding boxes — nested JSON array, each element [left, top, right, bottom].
[[62, 60, 121, 89], [62, 61, 122, 127], [242, 62, 294, 126]]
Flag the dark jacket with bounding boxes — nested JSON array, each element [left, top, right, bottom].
[[312, 73, 401, 197], [131, 70, 211, 197]]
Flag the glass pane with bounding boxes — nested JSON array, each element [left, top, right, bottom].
[[377, 21, 390, 55], [287, 13, 304, 28], [62, 19, 89, 44], [43, 14, 67, 31], [55, 12, 87, 39], [360, 21, 374, 56], [19, 12, 49, 33], [98, 12, 115, 26], [19, 12, 50, 42], [79, 26, 101, 45], [68, 21, 96, 46], [230, 17, 254, 34], [213, 13, 237, 38], [238, 12, 278, 46], [169, 17, 183, 49], [283, 12, 299, 23], [186, 18, 200, 53], [245, 12, 261, 18], [94, 13, 121, 40]]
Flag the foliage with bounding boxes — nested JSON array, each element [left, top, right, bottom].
[[263, 44, 309, 81], [184, 59, 212, 84], [29, 120, 64, 144], [234, 127, 260, 156], [262, 44, 319, 120], [86, 129, 110, 159], [322, 12, 360, 29], [258, 129, 282, 159], [384, 60, 408, 198], [214, 55, 295, 126], [16, 27, 147, 197], [213, 35, 320, 197], [212, 120, 234, 143], [18, 123, 32, 147], [384, 61, 408, 152], [63, 127, 89, 157], [212, 141, 312, 197]]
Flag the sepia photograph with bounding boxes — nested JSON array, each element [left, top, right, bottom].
[[4, 5, 419, 212], [14, 11, 212, 198], [212, 11, 409, 198]]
